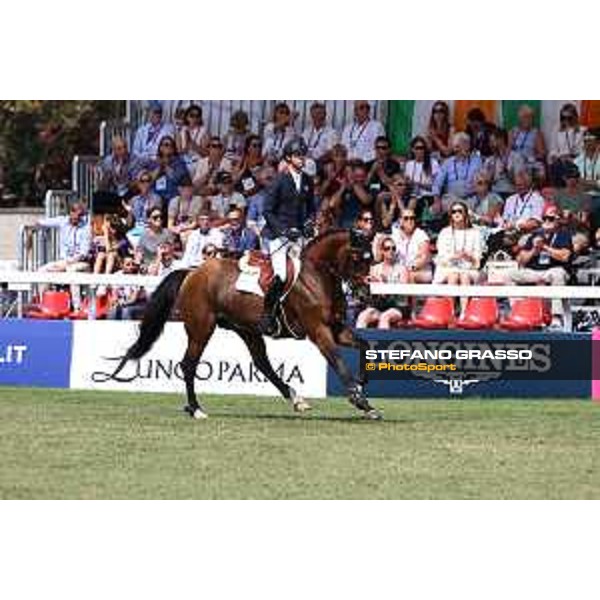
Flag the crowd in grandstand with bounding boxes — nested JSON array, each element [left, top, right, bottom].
[[27, 100, 600, 329]]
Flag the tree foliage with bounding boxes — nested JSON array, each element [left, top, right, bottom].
[[0, 100, 125, 203]]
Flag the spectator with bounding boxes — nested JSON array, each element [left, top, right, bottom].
[[550, 103, 587, 163], [180, 210, 224, 268], [321, 143, 349, 198], [341, 101, 385, 163], [434, 201, 482, 315], [376, 174, 414, 231], [390, 208, 432, 283], [427, 101, 453, 159], [404, 135, 440, 199], [233, 134, 264, 197], [328, 161, 373, 228], [263, 103, 296, 163], [355, 208, 376, 241], [93, 214, 131, 275], [508, 104, 546, 172], [177, 104, 209, 175], [220, 207, 260, 255], [132, 102, 176, 161], [555, 163, 591, 231], [465, 107, 495, 157], [501, 170, 544, 232], [508, 205, 572, 329], [96, 136, 140, 203], [549, 103, 587, 186], [574, 128, 600, 190], [192, 136, 233, 196], [167, 177, 203, 246], [469, 171, 504, 232], [148, 136, 189, 205], [37, 202, 91, 274], [135, 207, 174, 269], [356, 235, 406, 329], [366, 136, 401, 196], [123, 170, 163, 246], [223, 110, 251, 163], [107, 256, 147, 321], [432, 132, 483, 209], [147, 240, 178, 277], [485, 127, 524, 197], [302, 102, 338, 162], [36, 202, 92, 310], [207, 170, 247, 225], [246, 166, 276, 241]]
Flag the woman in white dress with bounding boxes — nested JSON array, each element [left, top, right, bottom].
[[434, 201, 483, 315]]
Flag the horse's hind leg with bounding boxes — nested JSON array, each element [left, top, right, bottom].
[[235, 328, 311, 413], [181, 318, 216, 419]]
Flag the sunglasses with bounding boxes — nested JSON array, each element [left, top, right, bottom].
[[543, 215, 558, 222], [362, 217, 374, 222], [451, 208, 465, 215], [150, 215, 162, 221], [383, 245, 396, 252]]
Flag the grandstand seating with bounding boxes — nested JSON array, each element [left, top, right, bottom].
[[412, 297, 455, 329], [25, 290, 71, 319], [455, 297, 499, 329]]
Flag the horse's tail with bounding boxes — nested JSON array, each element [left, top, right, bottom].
[[109, 269, 190, 379]]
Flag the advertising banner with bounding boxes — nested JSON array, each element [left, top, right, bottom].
[[0, 320, 73, 388], [327, 330, 592, 399], [70, 321, 327, 398]]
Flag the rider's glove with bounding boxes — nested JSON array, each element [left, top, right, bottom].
[[286, 227, 302, 242]]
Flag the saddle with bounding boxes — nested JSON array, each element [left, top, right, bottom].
[[236, 251, 299, 297]]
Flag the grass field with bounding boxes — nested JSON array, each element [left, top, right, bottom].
[[0, 387, 599, 499]]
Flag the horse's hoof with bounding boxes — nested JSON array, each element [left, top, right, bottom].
[[183, 405, 208, 419], [293, 398, 312, 413], [364, 409, 383, 421]]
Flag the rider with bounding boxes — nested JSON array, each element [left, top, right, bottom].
[[258, 136, 316, 334]]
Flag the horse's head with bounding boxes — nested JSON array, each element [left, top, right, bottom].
[[342, 228, 374, 286]]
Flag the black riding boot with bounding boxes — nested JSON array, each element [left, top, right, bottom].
[[257, 276, 285, 335]]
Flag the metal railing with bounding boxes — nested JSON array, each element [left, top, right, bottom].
[[71, 155, 99, 206]]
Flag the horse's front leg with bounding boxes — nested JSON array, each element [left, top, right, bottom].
[[334, 324, 369, 396], [311, 324, 381, 420]]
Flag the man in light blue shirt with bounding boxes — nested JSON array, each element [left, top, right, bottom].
[[37, 202, 92, 309], [132, 102, 176, 161], [432, 132, 483, 211]]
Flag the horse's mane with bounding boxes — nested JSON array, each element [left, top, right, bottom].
[[301, 228, 349, 259]]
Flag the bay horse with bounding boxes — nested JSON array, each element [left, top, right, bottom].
[[110, 228, 381, 419]]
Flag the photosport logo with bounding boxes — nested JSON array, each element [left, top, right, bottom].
[[360, 338, 592, 396]]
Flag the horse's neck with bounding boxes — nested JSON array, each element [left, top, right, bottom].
[[304, 232, 346, 268]]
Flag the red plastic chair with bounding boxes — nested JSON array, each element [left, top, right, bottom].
[[499, 298, 545, 331], [68, 293, 111, 320], [26, 290, 72, 319], [412, 297, 455, 329], [456, 298, 499, 329]]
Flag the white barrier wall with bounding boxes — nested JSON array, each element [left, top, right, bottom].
[[70, 321, 327, 398]]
